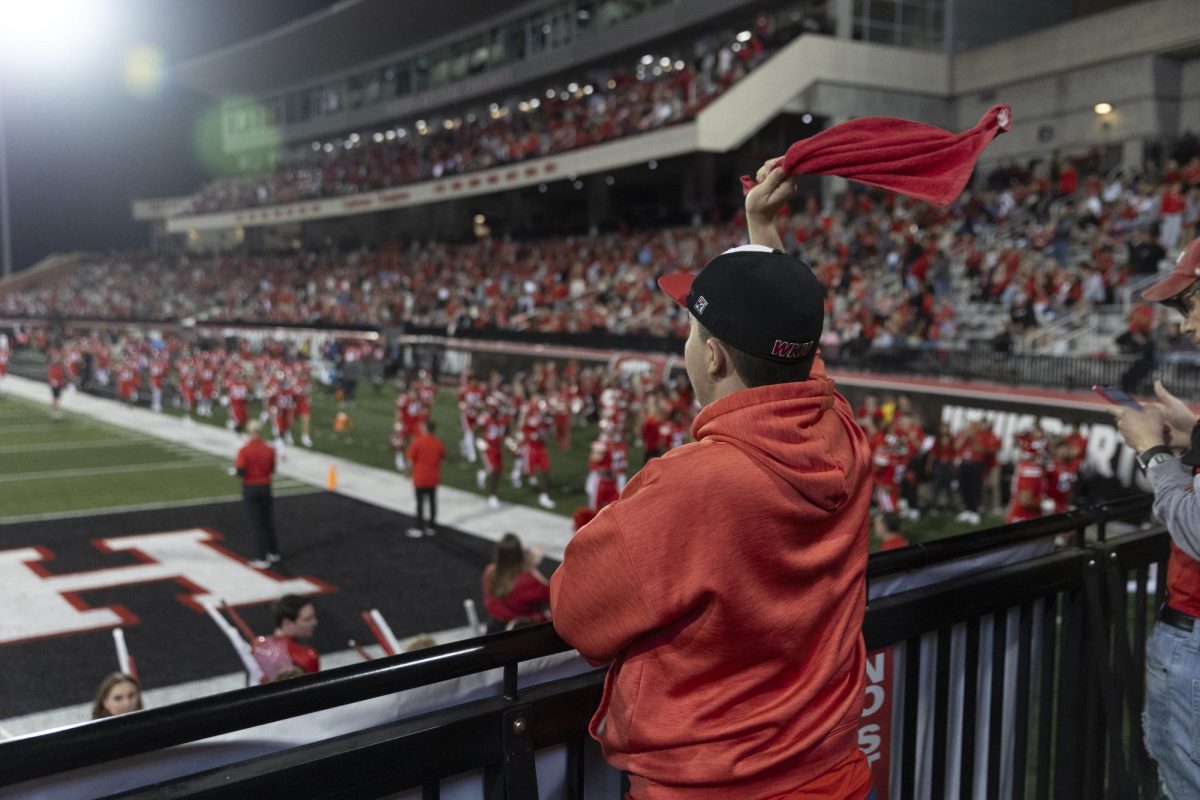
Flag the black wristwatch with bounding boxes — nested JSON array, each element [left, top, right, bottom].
[[1137, 445, 1174, 474]]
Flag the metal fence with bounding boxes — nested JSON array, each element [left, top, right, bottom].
[[0, 497, 1172, 800]]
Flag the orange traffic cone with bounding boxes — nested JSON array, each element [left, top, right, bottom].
[[327, 465, 338, 491]]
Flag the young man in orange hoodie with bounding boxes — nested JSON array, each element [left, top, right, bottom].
[[551, 164, 876, 800]]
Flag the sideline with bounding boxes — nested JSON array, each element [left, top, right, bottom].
[[1, 377, 574, 560]]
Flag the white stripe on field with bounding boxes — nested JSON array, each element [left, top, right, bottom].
[[0, 487, 320, 525], [0, 438, 157, 454], [0, 459, 228, 483]]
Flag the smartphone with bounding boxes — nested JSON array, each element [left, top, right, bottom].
[[1093, 384, 1143, 410]]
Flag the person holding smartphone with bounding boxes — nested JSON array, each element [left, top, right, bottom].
[[1108, 235, 1200, 799]]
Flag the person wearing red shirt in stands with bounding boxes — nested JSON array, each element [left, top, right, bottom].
[[405, 420, 446, 538], [1160, 181, 1187, 250], [269, 595, 319, 674], [235, 420, 280, 568], [47, 351, 67, 419], [481, 533, 550, 633]]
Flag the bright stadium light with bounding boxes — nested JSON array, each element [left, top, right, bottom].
[[0, 0, 108, 65], [0, 0, 110, 278]]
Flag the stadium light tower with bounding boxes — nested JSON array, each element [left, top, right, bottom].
[[0, 0, 109, 278]]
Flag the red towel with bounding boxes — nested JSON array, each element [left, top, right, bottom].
[[742, 104, 1012, 207]]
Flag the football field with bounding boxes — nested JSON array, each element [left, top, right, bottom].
[[0, 393, 314, 523], [2, 360, 999, 538]]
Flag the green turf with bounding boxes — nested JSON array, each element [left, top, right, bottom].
[[0, 393, 313, 520]]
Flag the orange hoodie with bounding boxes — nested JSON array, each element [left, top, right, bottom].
[[551, 366, 873, 800]]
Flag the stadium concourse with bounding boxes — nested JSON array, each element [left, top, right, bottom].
[[0, 372, 570, 736]]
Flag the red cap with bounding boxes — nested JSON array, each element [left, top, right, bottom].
[[1142, 237, 1200, 302]]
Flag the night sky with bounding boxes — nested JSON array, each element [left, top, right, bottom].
[[0, 0, 335, 273]]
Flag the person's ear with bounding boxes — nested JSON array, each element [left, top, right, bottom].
[[706, 337, 730, 381]]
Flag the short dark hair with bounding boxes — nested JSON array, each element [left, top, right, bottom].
[[273, 594, 312, 627], [1164, 282, 1200, 316], [425, 420, 437, 433], [696, 322, 813, 387], [881, 512, 903, 535]]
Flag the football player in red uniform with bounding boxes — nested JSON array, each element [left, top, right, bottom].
[[457, 374, 484, 463], [476, 397, 512, 509], [518, 396, 555, 509]]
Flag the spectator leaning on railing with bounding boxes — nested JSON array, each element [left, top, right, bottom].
[[1108, 235, 1200, 800], [551, 166, 877, 799]]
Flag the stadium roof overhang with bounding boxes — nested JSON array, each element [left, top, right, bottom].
[[171, 0, 537, 97]]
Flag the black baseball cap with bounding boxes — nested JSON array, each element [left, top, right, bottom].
[[658, 245, 824, 363]]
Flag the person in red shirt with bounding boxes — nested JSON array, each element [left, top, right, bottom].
[[269, 595, 320, 674], [1044, 439, 1078, 515], [518, 397, 556, 509], [553, 168, 875, 800], [874, 511, 911, 551], [481, 533, 550, 633], [235, 420, 280, 567], [47, 351, 67, 419], [405, 420, 446, 538], [1006, 445, 1047, 524], [1160, 181, 1186, 250], [929, 423, 957, 511]]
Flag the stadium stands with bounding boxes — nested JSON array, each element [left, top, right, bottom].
[[5, 161, 1198, 357], [185, 9, 797, 214]]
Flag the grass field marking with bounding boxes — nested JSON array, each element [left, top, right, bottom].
[[0, 459, 233, 484], [0, 486, 321, 526], [0, 438, 159, 455]]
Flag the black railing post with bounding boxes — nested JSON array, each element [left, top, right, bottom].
[[1054, 582, 1088, 800], [501, 706, 539, 800], [1081, 553, 1134, 799]]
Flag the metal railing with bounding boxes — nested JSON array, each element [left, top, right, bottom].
[[0, 496, 1170, 799]]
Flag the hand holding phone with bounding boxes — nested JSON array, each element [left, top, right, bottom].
[[1093, 385, 1143, 410]]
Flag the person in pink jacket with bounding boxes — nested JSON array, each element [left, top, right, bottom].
[[552, 166, 875, 800]]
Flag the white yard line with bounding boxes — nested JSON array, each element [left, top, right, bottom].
[[0, 438, 157, 455], [0, 487, 320, 526], [0, 459, 226, 484]]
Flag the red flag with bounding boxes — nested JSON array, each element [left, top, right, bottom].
[[742, 105, 1012, 208]]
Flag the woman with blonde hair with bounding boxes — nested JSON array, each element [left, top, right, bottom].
[[91, 672, 143, 720], [481, 533, 550, 632]]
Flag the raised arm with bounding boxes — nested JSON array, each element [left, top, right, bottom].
[[745, 157, 796, 250]]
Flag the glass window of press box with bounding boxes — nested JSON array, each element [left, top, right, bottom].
[[225, 0, 684, 132], [224, 0, 835, 139], [852, 0, 945, 51]]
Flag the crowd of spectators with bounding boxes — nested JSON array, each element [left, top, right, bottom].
[[4, 145, 1199, 356], [186, 9, 821, 214]]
